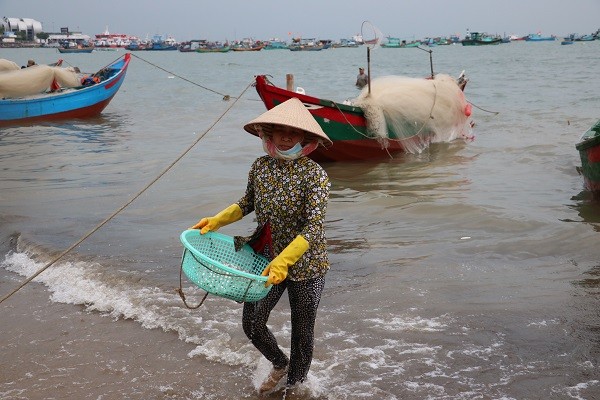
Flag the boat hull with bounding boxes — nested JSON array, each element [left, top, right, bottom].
[[231, 45, 264, 51], [0, 53, 130, 124], [461, 40, 502, 46], [146, 46, 178, 51], [525, 36, 556, 41], [57, 47, 94, 53], [461, 32, 502, 46], [254, 75, 408, 162], [196, 46, 230, 53], [461, 38, 502, 46], [576, 119, 600, 192]]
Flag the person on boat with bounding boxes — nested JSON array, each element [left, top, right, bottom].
[[356, 67, 368, 88], [21, 59, 36, 68], [190, 97, 332, 395]]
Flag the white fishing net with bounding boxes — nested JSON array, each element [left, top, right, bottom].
[[0, 59, 20, 72], [0, 65, 81, 99], [352, 74, 474, 154]]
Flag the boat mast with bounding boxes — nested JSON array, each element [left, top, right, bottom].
[[417, 45, 435, 79], [361, 20, 378, 96], [367, 46, 371, 95]]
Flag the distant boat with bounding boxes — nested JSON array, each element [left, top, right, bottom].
[[573, 34, 595, 41], [525, 33, 556, 41], [57, 46, 94, 53], [178, 40, 204, 52], [264, 39, 288, 50], [147, 34, 178, 50], [461, 32, 502, 46], [94, 27, 138, 48], [332, 38, 359, 48], [0, 53, 130, 125], [125, 40, 148, 51], [231, 45, 264, 51], [576, 119, 600, 194], [381, 37, 421, 48], [196, 42, 230, 53], [230, 39, 264, 51], [288, 38, 325, 51], [289, 44, 323, 51], [561, 37, 574, 45], [196, 47, 230, 53]]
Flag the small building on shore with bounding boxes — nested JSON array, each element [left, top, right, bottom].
[[1, 17, 43, 41], [44, 32, 91, 48]]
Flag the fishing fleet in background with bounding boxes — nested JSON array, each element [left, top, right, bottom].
[[13, 26, 600, 52], [3, 23, 600, 196]]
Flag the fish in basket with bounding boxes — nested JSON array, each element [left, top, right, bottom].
[[179, 230, 271, 303]]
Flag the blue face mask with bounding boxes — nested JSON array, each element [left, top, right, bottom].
[[277, 142, 303, 156]]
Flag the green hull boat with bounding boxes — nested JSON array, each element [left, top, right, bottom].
[[576, 119, 600, 193]]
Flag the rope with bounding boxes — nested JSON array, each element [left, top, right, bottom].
[[469, 101, 500, 115], [130, 53, 232, 100], [176, 250, 209, 309], [61, 54, 123, 75], [0, 80, 254, 306], [176, 248, 256, 309]]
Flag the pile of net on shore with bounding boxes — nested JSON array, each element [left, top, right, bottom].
[[352, 74, 474, 154], [0, 59, 81, 99]]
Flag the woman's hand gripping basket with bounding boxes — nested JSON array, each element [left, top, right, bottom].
[[180, 230, 271, 302]]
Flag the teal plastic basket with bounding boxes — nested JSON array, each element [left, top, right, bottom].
[[179, 230, 271, 303]]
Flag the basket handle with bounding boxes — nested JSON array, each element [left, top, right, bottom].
[[238, 280, 254, 304], [177, 249, 209, 309]]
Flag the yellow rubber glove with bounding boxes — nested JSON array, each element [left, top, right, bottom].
[[191, 204, 243, 234], [261, 235, 309, 287]]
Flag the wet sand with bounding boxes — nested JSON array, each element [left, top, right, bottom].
[[0, 277, 250, 400]]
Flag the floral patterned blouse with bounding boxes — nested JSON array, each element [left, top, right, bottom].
[[236, 155, 330, 281]]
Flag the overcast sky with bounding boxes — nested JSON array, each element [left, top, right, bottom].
[[2, 0, 599, 41]]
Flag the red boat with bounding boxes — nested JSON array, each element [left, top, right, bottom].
[[253, 74, 471, 162], [576, 119, 600, 194]]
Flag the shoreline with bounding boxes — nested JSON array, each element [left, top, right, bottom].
[[0, 272, 257, 399]]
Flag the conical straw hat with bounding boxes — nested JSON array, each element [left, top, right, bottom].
[[244, 97, 332, 146]]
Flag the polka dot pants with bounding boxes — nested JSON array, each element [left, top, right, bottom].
[[242, 275, 325, 386]]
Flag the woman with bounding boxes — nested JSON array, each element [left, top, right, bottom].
[[191, 97, 332, 394]]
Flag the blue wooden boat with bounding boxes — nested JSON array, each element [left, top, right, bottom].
[[525, 33, 556, 41], [381, 37, 421, 48], [126, 40, 148, 51], [0, 53, 131, 125], [147, 34, 178, 50], [264, 39, 288, 50], [561, 38, 574, 45], [574, 34, 595, 41]]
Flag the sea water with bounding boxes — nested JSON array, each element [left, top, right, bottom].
[[1, 42, 600, 399]]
